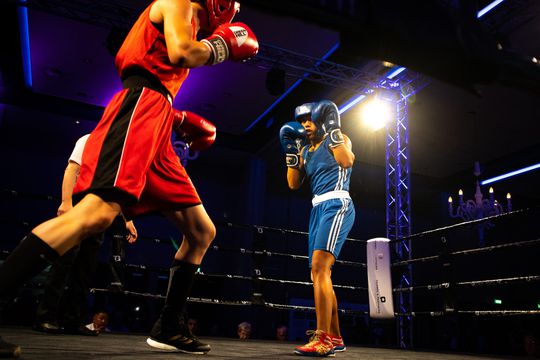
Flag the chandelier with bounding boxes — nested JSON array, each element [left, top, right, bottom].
[[447, 161, 512, 245]]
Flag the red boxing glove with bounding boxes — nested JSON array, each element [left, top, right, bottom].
[[201, 22, 259, 65], [173, 110, 216, 151]]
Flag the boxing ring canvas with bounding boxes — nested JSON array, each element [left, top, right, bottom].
[[0, 327, 519, 360]]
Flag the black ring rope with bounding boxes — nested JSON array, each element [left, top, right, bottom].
[[457, 275, 540, 287], [90, 287, 538, 318], [208, 244, 366, 268], [218, 221, 366, 244], [393, 275, 540, 293], [396, 310, 540, 317], [455, 310, 540, 316], [263, 301, 367, 315], [90, 288, 251, 306], [123, 264, 366, 291], [257, 276, 367, 291], [89, 288, 368, 315], [392, 238, 540, 267], [197, 272, 252, 282], [389, 207, 532, 244]]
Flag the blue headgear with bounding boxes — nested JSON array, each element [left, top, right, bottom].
[[294, 102, 324, 137]]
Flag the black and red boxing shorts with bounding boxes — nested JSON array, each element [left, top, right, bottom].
[[73, 85, 201, 218]]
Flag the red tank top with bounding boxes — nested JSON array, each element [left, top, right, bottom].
[[115, 2, 195, 99]]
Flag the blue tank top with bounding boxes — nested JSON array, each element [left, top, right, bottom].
[[301, 136, 351, 196]]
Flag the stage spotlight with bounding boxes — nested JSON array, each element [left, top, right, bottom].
[[361, 96, 393, 131]]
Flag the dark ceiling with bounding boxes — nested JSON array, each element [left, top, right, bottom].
[[1, 0, 540, 184]]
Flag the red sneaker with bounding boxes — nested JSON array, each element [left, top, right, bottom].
[[294, 330, 335, 357], [329, 334, 346, 352]]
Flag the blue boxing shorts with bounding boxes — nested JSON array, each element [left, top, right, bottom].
[[308, 195, 355, 267]]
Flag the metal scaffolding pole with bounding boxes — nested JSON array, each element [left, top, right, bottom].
[[384, 89, 413, 349]]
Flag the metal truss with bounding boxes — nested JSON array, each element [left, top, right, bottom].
[[384, 89, 413, 349], [252, 43, 385, 93]]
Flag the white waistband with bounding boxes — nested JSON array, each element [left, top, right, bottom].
[[312, 190, 351, 206]]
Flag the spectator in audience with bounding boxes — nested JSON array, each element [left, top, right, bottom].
[[276, 325, 288, 341], [237, 321, 252, 340], [86, 311, 110, 334], [187, 318, 199, 336]]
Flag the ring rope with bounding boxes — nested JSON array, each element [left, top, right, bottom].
[[90, 288, 538, 317], [396, 310, 540, 317], [123, 264, 366, 291], [389, 207, 532, 244], [218, 221, 366, 244], [208, 244, 366, 268], [392, 238, 540, 266], [264, 301, 367, 315], [257, 276, 367, 291], [393, 274, 540, 292], [89, 288, 367, 315]]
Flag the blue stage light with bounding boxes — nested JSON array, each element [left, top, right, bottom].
[[477, 0, 505, 18], [18, 0, 32, 89], [481, 163, 540, 185]]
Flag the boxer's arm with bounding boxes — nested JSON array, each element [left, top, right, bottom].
[[152, 0, 212, 67], [330, 135, 355, 168], [57, 161, 80, 216], [287, 155, 305, 190], [125, 221, 138, 244]]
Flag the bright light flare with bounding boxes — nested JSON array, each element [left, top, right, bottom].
[[361, 98, 393, 131]]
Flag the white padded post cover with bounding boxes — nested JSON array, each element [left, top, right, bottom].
[[367, 237, 395, 319]]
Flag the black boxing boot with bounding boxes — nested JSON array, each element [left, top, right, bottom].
[[146, 261, 210, 354], [0, 233, 59, 296]]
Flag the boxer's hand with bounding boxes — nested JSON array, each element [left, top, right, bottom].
[[174, 110, 216, 151], [279, 122, 307, 168], [125, 220, 138, 244], [201, 22, 259, 65], [312, 100, 344, 148], [57, 201, 72, 216]]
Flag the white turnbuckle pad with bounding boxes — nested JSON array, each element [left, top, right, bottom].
[[367, 238, 395, 319]]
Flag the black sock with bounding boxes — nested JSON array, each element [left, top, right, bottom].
[[0, 233, 59, 296], [158, 260, 198, 329]]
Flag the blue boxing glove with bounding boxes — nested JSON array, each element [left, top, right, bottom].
[[279, 122, 307, 168], [312, 100, 344, 148]]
